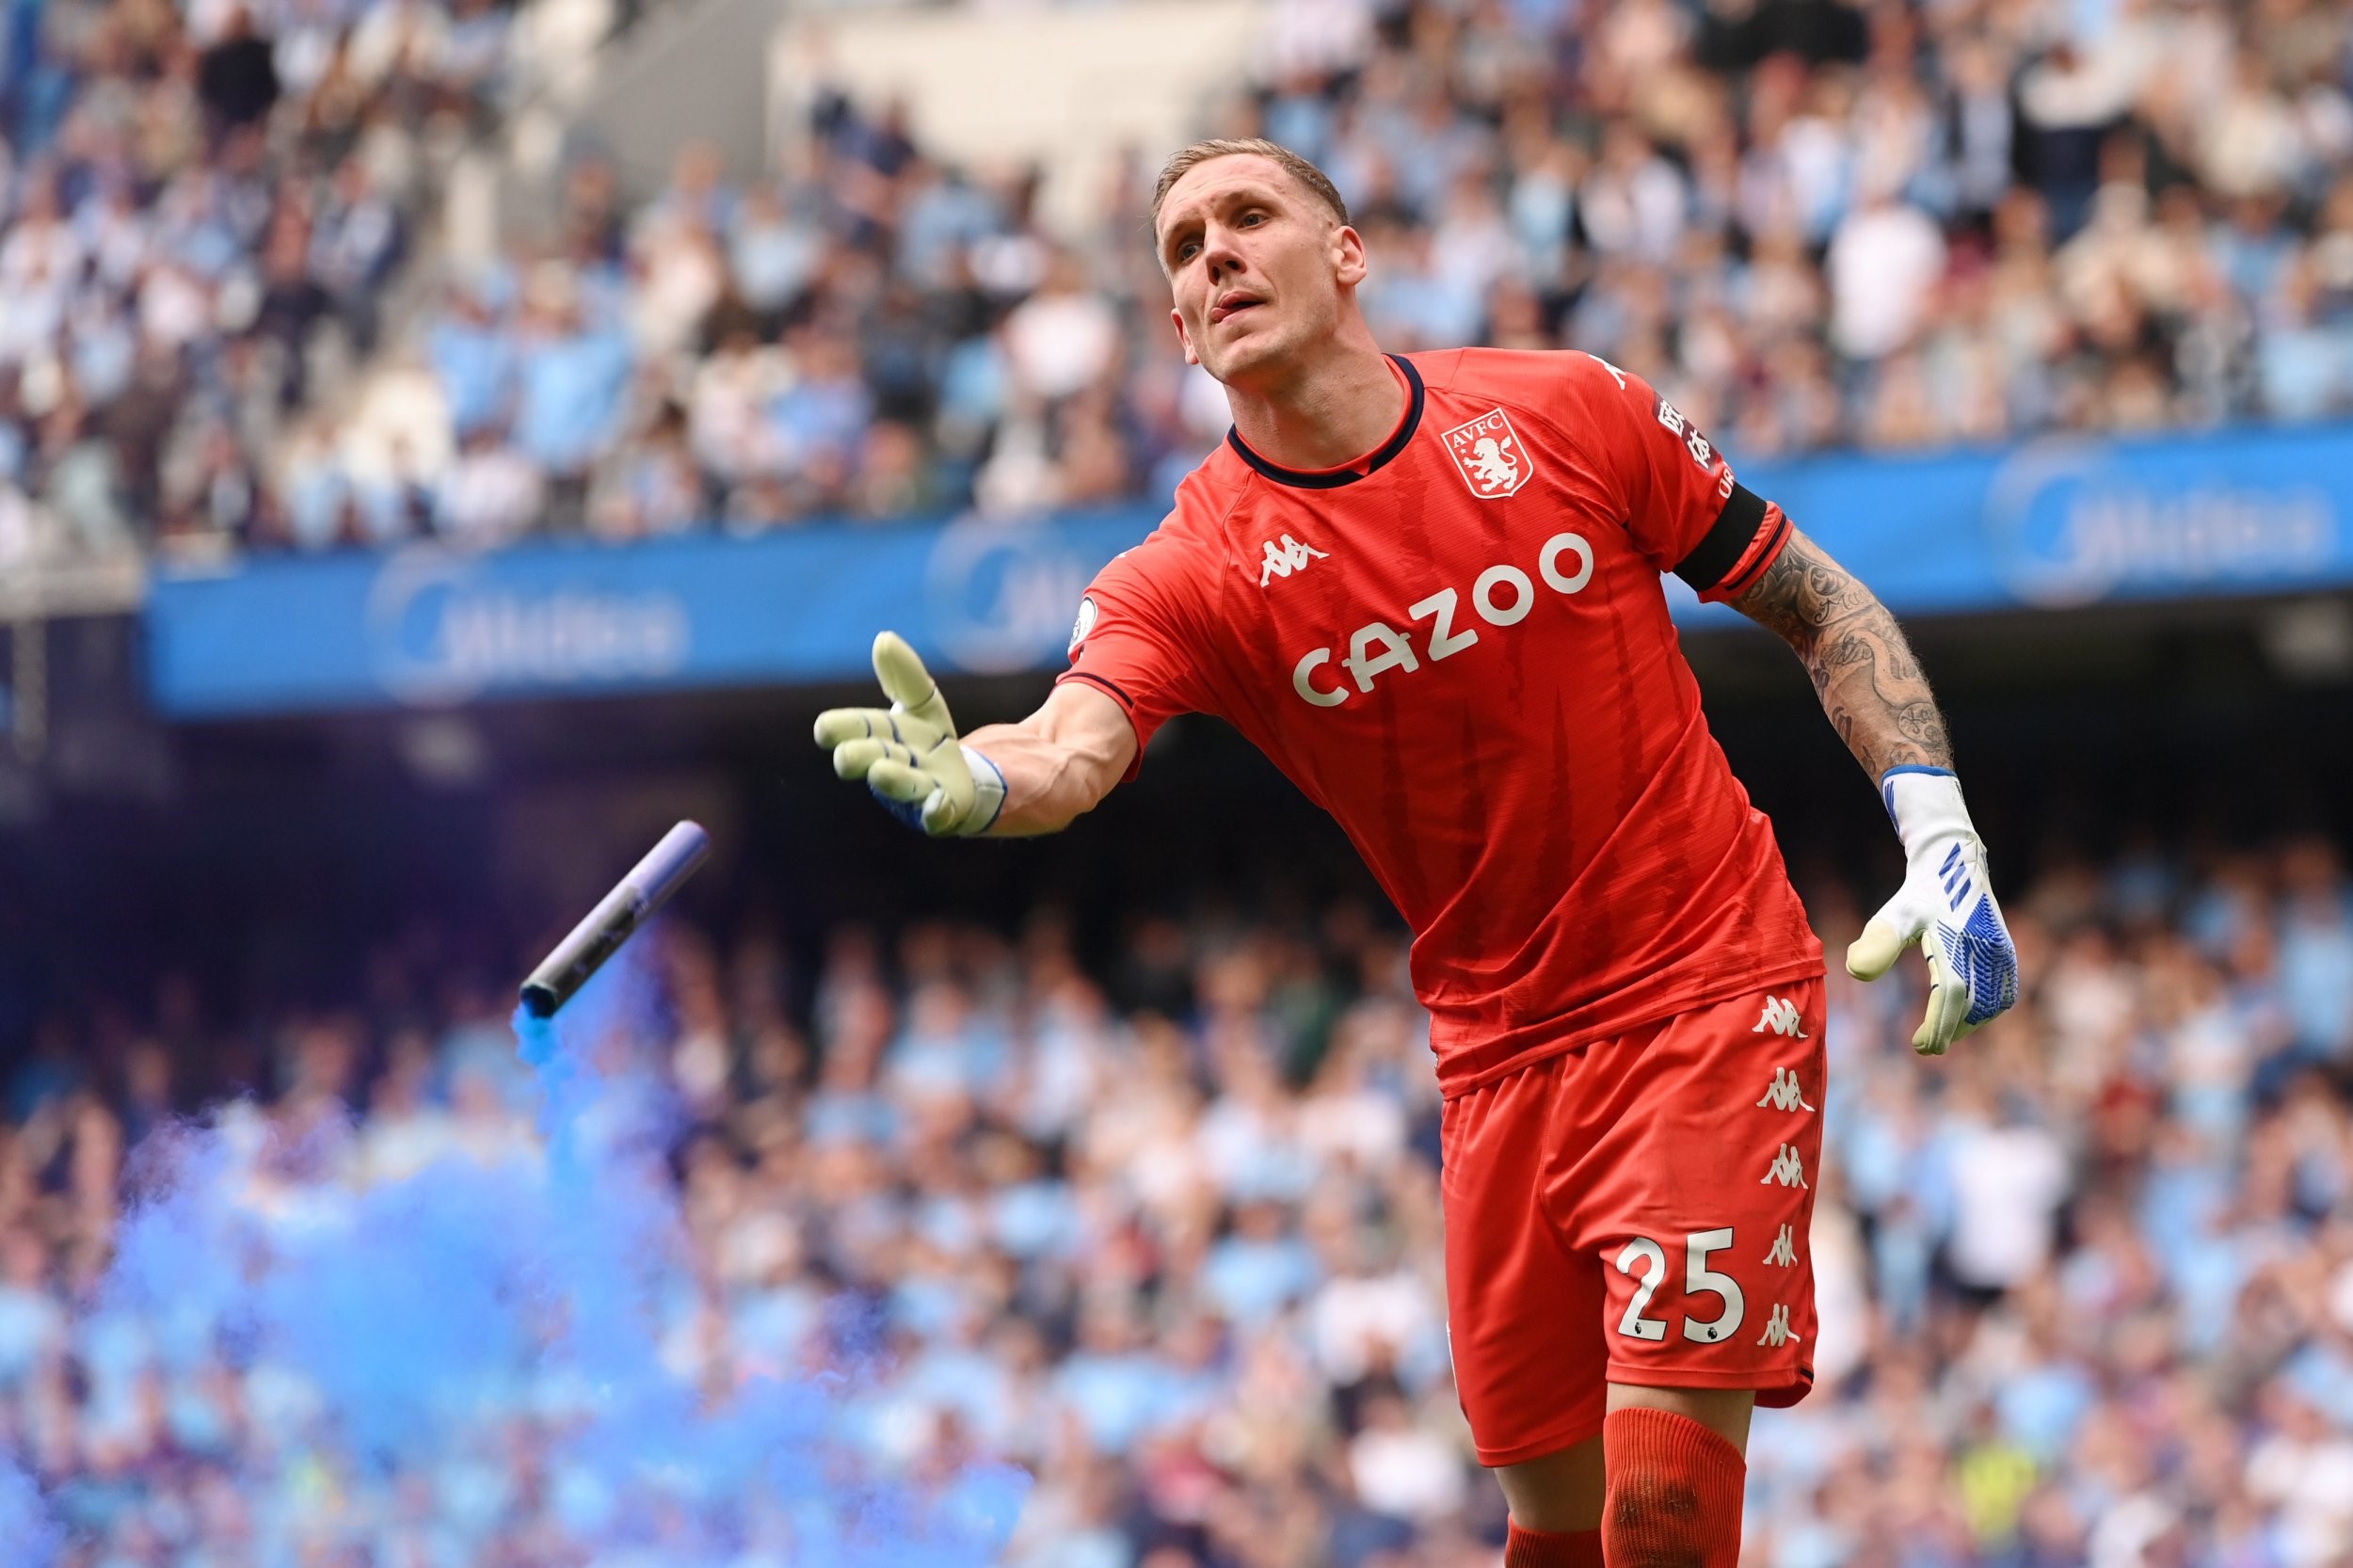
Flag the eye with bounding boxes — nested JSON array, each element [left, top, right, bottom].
[[1176, 239, 1199, 263], [1239, 211, 1266, 227]]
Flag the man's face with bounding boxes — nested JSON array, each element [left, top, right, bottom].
[[1156, 155, 1364, 389]]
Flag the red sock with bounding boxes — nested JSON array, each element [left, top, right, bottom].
[[1504, 1521, 1603, 1568], [1601, 1407, 1746, 1567]]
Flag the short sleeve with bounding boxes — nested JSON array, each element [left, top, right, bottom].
[[1056, 532, 1218, 778], [1580, 355, 1791, 603]]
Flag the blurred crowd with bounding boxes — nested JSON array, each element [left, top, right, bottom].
[[1, 830, 2352, 1563], [0, 0, 544, 569], [10, 0, 2353, 554]]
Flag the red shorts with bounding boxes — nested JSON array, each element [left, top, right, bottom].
[[1439, 979, 1826, 1467]]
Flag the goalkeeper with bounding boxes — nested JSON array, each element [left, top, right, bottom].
[[816, 137, 2017, 1567]]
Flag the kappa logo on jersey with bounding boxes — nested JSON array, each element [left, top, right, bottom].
[[1441, 408, 1536, 499], [1764, 1225, 1799, 1267], [1068, 594, 1098, 654], [1761, 1144, 1808, 1188], [1757, 1304, 1801, 1347], [1753, 996, 1807, 1038], [1754, 1066, 1814, 1113], [1258, 534, 1329, 587]]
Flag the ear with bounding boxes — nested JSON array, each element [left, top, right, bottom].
[[1170, 306, 1199, 367], [1331, 223, 1368, 290]]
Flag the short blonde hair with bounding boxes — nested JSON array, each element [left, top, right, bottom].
[[1148, 138, 1351, 241]]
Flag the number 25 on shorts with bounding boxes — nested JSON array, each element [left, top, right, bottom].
[[1615, 1228, 1746, 1344]]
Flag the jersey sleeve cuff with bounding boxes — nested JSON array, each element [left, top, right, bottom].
[[1053, 668, 1152, 782], [1677, 486, 1791, 603], [1705, 503, 1791, 602]]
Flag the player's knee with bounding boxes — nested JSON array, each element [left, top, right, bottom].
[[1604, 1464, 1708, 1568], [1599, 1403, 1749, 1567]]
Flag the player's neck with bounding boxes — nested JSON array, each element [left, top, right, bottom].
[[1225, 340, 1407, 473]]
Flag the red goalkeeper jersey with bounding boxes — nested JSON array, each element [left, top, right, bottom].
[[1061, 348, 1823, 1096]]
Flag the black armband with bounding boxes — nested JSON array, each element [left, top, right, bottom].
[[1673, 483, 1770, 595]]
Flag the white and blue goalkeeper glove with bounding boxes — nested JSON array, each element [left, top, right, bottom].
[[1849, 766, 2019, 1055], [812, 632, 1006, 837]]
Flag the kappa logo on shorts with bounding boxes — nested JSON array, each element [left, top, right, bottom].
[[1441, 408, 1536, 499], [1757, 1304, 1801, 1347], [1755, 1066, 1814, 1113], [1753, 996, 1807, 1037], [1761, 1144, 1808, 1188], [1764, 1224, 1799, 1267]]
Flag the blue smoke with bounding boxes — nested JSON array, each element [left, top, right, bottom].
[[7, 947, 1029, 1562], [0, 1450, 58, 1565]]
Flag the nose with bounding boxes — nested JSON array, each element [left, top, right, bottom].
[[1198, 221, 1245, 281]]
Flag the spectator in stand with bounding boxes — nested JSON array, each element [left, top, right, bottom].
[[511, 261, 632, 528], [437, 421, 542, 543], [309, 156, 407, 354], [195, 3, 280, 138]]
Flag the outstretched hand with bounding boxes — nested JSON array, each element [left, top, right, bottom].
[[813, 632, 1003, 837]]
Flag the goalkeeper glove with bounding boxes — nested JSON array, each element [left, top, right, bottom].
[[1849, 766, 2019, 1055], [812, 632, 1006, 837]]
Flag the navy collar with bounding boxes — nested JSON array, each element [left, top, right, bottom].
[[1225, 355, 1424, 489]]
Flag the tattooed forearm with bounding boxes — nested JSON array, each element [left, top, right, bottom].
[[1729, 527, 1954, 779]]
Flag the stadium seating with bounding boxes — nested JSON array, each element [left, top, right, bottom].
[[379, 0, 2353, 544], [3, 839, 2351, 1561], [9, 0, 2353, 562], [0, 0, 552, 574]]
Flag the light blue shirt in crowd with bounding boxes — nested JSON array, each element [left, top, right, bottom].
[[516, 330, 633, 474], [427, 319, 519, 437]]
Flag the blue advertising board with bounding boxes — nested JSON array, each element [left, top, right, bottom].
[[146, 424, 2353, 717]]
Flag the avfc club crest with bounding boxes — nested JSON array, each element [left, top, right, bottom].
[[1441, 408, 1536, 499]]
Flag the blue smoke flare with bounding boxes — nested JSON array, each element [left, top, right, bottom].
[[0, 1450, 58, 1566], [5, 945, 1029, 1562]]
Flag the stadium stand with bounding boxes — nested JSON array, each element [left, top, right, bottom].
[[1, 835, 2351, 1563], [0, 0, 529, 567], [4, 0, 2353, 1561], [0, 0, 654, 582], [7, 0, 2353, 560]]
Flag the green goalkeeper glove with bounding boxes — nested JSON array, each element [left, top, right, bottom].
[[812, 632, 1006, 837]]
